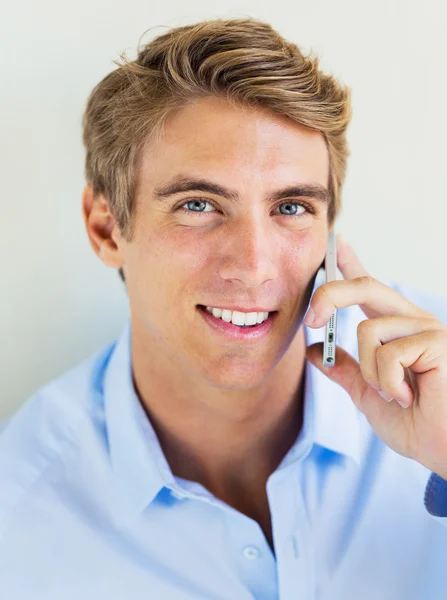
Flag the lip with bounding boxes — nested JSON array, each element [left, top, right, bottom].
[[201, 305, 276, 313], [197, 305, 278, 341]]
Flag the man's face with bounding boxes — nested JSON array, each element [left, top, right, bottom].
[[118, 97, 330, 388]]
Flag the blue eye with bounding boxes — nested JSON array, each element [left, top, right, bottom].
[[277, 202, 306, 217], [177, 199, 313, 219], [180, 199, 215, 214]]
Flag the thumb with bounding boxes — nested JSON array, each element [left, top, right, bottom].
[[305, 342, 365, 404]]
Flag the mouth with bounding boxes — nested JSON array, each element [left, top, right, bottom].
[[196, 305, 279, 341]]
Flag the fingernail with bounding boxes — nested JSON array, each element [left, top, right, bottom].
[[396, 399, 410, 409], [378, 390, 393, 403], [304, 307, 316, 326]]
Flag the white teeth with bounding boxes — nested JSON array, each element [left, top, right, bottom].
[[231, 311, 246, 326], [244, 312, 258, 326], [221, 309, 232, 323], [257, 312, 267, 324], [205, 306, 270, 326]]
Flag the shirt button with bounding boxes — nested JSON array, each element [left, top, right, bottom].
[[243, 545, 260, 560]]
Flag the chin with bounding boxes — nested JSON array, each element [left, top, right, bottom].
[[197, 357, 275, 390]]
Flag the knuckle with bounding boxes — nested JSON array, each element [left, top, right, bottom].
[[316, 284, 331, 301], [312, 287, 323, 302], [431, 328, 447, 343], [357, 319, 374, 338], [376, 343, 392, 360], [356, 275, 375, 288], [313, 285, 332, 308]]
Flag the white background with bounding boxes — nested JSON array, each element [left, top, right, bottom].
[[1, 0, 446, 418]]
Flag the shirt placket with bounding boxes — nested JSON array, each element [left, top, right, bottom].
[[267, 464, 317, 600]]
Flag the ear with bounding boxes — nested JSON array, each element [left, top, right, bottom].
[[82, 184, 124, 269]]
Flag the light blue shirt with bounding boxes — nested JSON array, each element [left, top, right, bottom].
[[1, 271, 447, 599]]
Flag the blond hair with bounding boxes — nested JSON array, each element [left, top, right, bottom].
[[82, 18, 352, 283]]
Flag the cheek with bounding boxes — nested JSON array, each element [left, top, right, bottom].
[[279, 234, 326, 318], [280, 231, 326, 277], [134, 228, 212, 293], [125, 232, 209, 328], [160, 230, 212, 275]]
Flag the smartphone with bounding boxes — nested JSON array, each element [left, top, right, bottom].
[[323, 230, 338, 367]]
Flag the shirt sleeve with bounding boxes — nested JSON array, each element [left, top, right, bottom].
[[424, 472, 447, 528]]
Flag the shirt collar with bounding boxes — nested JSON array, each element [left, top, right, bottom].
[[104, 320, 174, 523], [304, 307, 362, 467], [104, 268, 362, 524]]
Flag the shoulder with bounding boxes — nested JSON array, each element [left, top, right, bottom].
[[0, 339, 116, 530]]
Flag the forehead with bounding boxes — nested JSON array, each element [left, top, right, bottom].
[[140, 97, 329, 187]]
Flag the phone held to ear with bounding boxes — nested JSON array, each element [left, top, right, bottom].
[[323, 230, 337, 367]]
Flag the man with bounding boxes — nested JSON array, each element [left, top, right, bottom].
[[1, 17, 447, 600]]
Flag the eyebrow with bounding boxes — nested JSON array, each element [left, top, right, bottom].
[[153, 176, 329, 204]]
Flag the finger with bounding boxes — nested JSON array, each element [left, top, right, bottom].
[[376, 328, 447, 408], [357, 316, 442, 398], [336, 234, 369, 280], [305, 342, 387, 416], [304, 276, 434, 327]]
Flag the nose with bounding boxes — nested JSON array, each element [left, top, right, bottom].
[[218, 216, 280, 288]]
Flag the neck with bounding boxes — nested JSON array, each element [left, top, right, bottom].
[[131, 323, 307, 497]]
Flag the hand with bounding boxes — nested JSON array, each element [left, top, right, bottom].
[[305, 234, 447, 480]]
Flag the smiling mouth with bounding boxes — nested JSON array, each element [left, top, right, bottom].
[[196, 304, 279, 335]]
